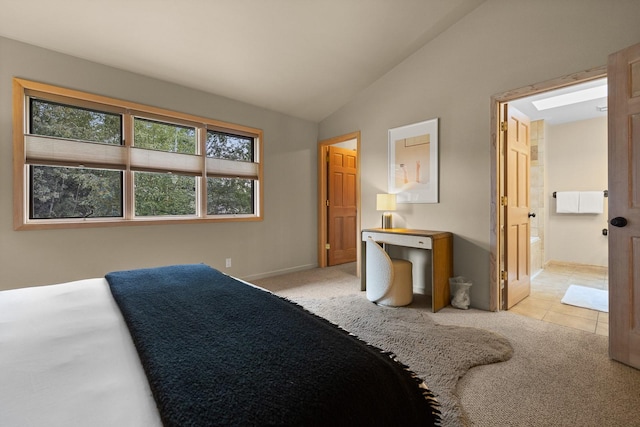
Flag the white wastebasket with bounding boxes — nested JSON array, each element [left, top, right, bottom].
[[449, 276, 472, 309]]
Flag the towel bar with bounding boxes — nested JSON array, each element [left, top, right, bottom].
[[553, 190, 608, 198]]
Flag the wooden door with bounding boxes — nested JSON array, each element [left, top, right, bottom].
[[608, 42, 640, 369], [327, 146, 357, 266], [504, 105, 531, 309]]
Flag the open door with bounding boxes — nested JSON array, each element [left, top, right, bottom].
[[327, 145, 358, 266], [608, 42, 640, 369], [503, 104, 532, 309], [317, 132, 360, 270]]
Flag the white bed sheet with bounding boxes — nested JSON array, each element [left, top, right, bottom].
[[0, 278, 161, 427]]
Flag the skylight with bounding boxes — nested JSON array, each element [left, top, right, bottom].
[[532, 85, 608, 111]]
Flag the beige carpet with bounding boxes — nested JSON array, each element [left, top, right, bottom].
[[254, 263, 640, 427], [294, 293, 512, 426]]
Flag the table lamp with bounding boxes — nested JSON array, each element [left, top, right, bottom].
[[376, 193, 396, 229]]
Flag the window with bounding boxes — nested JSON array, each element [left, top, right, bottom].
[[30, 166, 123, 219], [13, 78, 263, 230], [134, 118, 196, 154], [206, 131, 256, 215]]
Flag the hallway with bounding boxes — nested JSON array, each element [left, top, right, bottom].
[[510, 262, 608, 336]]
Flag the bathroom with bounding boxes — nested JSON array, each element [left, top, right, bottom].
[[508, 79, 609, 334], [528, 114, 608, 277], [512, 79, 609, 279]]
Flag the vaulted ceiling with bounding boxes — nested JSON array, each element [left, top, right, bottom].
[[0, 0, 485, 121]]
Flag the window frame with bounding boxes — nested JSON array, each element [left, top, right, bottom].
[[13, 78, 264, 230]]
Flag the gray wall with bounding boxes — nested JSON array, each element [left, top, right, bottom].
[[318, 0, 640, 309], [0, 37, 319, 290]]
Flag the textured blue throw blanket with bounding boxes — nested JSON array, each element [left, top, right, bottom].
[[106, 264, 440, 426]]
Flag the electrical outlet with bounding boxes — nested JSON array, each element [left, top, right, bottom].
[[225, 258, 232, 268]]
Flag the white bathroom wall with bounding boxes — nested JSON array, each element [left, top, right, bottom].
[[546, 117, 608, 267]]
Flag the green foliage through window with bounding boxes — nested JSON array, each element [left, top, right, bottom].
[[207, 177, 254, 214], [30, 99, 121, 145], [18, 79, 262, 227], [206, 131, 253, 161], [30, 166, 122, 219], [135, 172, 197, 216], [134, 118, 196, 154]]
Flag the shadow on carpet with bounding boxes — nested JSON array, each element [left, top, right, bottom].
[[293, 294, 513, 427]]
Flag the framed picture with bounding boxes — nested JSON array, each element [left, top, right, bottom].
[[388, 118, 439, 203]]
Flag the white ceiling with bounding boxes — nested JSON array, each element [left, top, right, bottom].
[[0, 0, 485, 122], [510, 78, 608, 126]]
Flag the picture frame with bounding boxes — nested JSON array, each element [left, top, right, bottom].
[[388, 118, 439, 203]]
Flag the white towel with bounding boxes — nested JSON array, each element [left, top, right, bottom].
[[579, 191, 604, 213], [556, 191, 580, 213]]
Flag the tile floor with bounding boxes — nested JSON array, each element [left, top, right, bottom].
[[510, 261, 609, 336]]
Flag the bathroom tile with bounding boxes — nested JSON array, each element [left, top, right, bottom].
[[510, 302, 547, 320], [596, 321, 609, 336], [533, 277, 567, 288], [516, 296, 553, 311], [568, 279, 608, 292], [531, 289, 564, 302], [510, 263, 608, 336], [537, 268, 572, 279], [576, 264, 608, 275], [543, 311, 597, 333], [549, 302, 599, 320], [533, 283, 568, 295], [598, 312, 609, 324]]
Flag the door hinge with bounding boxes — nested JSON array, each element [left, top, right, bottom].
[[500, 196, 508, 206], [325, 243, 330, 250], [500, 121, 507, 132], [326, 200, 330, 207], [500, 270, 508, 281]]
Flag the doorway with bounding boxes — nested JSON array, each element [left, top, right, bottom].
[[317, 132, 361, 271], [490, 65, 607, 312], [507, 77, 609, 334]]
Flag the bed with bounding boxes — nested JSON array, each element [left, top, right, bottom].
[[0, 264, 440, 426]]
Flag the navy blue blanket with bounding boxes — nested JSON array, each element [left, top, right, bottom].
[[106, 264, 440, 426]]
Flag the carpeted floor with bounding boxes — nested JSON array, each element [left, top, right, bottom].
[[254, 263, 640, 427], [295, 294, 512, 426]]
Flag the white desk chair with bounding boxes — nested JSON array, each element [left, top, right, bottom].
[[365, 237, 413, 306]]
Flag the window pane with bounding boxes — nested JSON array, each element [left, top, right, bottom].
[[134, 118, 196, 154], [30, 99, 122, 145], [135, 172, 196, 216], [30, 166, 123, 219], [206, 131, 253, 161], [207, 177, 254, 215]]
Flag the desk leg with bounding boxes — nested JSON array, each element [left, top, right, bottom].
[[431, 235, 453, 312], [360, 240, 367, 291]]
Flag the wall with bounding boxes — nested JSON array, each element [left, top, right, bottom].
[[0, 37, 319, 290], [547, 117, 608, 267], [318, 0, 640, 309]]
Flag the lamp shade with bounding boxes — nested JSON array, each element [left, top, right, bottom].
[[376, 193, 396, 211]]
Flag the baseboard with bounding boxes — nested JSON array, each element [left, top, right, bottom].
[[242, 264, 318, 282], [544, 260, 608, 271]]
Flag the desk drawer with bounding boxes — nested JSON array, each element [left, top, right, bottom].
[[362, 231, 432, 250]]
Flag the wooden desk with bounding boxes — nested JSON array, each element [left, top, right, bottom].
[[361, 228, 453, 312]]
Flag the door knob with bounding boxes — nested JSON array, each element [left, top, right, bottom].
[[610, 217, 628, 227], [528, 212, 536, 218]]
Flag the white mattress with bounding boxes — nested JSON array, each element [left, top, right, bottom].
[[0, 278, 161, 426]]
